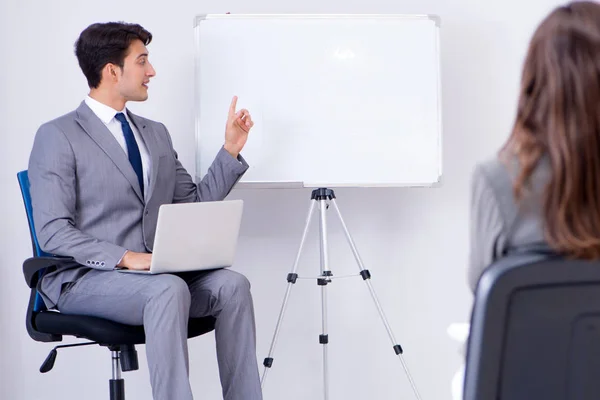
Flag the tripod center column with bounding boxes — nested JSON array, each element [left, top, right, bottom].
[[313, 187, 335, 400]]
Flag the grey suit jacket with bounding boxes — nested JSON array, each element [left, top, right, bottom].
[[28, 101, 248, 308], [468, 156, 550, 292]]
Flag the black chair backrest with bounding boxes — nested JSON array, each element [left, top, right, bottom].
[[464, 248, 600, 400]]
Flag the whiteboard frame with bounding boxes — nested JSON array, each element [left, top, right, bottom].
[[194, 14, 443, 188]]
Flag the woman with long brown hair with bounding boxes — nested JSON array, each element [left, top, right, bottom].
[[468, 1, 600, 291]]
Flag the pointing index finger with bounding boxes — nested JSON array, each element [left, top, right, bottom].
[[229, 96, 238, 118]]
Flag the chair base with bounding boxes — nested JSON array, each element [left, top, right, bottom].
[[110, 349, 125, 399], [110, 379, 125, 400]]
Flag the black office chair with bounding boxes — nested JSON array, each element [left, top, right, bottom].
[[463, 247, 600, 400], [17, 170, 216, 400]]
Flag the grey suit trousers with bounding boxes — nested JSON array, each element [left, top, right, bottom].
[[57, 268, 263, 400]]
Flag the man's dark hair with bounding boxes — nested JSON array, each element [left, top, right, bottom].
[[75, 22, 152, 88]]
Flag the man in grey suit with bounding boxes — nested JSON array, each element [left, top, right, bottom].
[[27, 22, 262, 400]]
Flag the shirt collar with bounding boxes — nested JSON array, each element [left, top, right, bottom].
[[84, 95, 127, 125]]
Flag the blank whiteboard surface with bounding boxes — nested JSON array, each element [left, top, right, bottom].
[[194, 14, 442, 187]]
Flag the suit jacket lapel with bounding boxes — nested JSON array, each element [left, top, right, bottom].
[[128, 110, 160, 202], [74, 101, 144, 203]]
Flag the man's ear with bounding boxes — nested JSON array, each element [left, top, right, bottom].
[[103, 63, 120, 83]]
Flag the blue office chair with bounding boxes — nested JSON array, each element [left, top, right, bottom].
[[17, 170, 216, 400], [463, 247, 600, 400]]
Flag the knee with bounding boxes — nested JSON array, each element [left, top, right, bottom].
[[229, 271, 251, 292], [148, 275, 191, 309], [218, 270, 251, 301]]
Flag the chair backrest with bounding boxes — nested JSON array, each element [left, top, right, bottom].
[[464, 251, 600, 400], [17, 170, 51, 312]]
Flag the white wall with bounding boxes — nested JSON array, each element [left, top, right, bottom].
[[0, 0, 563, 399]]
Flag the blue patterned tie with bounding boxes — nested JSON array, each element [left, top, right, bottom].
[[115, 113, 144, 194]]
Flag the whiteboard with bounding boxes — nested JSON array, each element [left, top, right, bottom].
[[194, 14, 442, 188]]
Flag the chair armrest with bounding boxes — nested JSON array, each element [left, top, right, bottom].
[[23, 256, 75, 288]]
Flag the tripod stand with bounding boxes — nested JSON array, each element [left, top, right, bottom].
[[261, 188, 422, 400]]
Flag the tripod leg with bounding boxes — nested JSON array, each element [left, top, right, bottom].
[[261, 200, 317, 389], [330, 199, 423, 400], [317, 198, 332, 400]]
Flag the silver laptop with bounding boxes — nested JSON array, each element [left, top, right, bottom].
[[118, 200, 244, 274]]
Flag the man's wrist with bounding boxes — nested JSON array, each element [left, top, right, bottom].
[[223, 143, 240, 159], [116, 250, 129, 268]]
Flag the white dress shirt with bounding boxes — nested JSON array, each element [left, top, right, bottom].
[[84, 96, 151, 199]]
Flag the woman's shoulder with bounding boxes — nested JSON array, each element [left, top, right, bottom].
[[471, 156, 526, 234], [472, 155, 548, 244], [473, 155, 549, 199], [472, 157, 515, 198]]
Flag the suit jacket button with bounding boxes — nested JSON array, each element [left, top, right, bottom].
[[145, 210, 149, 216]]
